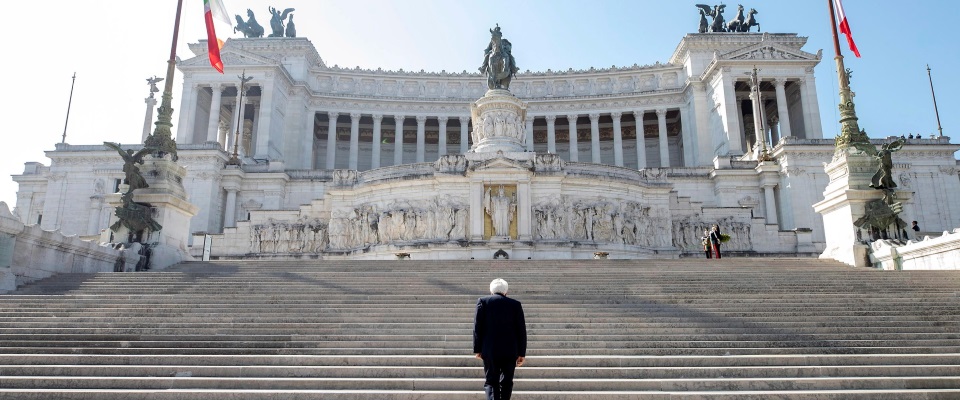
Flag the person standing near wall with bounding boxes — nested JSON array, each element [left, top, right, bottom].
[[710, 225, 723, 259]]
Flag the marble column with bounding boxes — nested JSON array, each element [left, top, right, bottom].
[[634, 110, 647, 168], [371, 114, 383, 169], [612, 112, 623, 167], [205, 84, 224, 143], [224, 188, 238, 228], [656, 108, 669, 167], [773, 79, 793, 140], [302, 109, 315, 169], [325, 112, 338, 169], [525, 117, 535, 152], [679, 107, 694, 167], [721, 74, 744, 155], [459, 117, 470, 154], [416, 115, 427, 163], [736, 96, 747, 152], [763, 184, 778, 225], [254, 82, 273, 159], [589, 113, 601, 163], [349, 113, 361, 170], [176, 82, 199, 143], [87, 197, 102, 235], [800, 74, 824, 139], [566, 114, 579, 162], [394, 115, 405, 165], [142, 96, 157, 142], [545, 115, 557, 154], [438, 116, 448, 157]]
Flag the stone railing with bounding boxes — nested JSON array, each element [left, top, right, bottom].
[[871, 228, 960, 270], [0, 202, 140, 292], [358, 164, 437, 185]]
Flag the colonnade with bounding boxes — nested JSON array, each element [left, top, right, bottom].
[[313, 108, 687, 171]]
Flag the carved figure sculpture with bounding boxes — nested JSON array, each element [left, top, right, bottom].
[[285, 14, 296, 37], [234, 9, 264, 38], [479, 24, 519, 90], [104, 142, 153, 192], [695, 4, 727, 32], [868, 139, 905, 190], [268, 6, 295, 38], [484, 186, 516, 237]]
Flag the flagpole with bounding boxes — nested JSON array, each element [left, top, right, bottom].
[[827, 0, 869, 151], [61, 72, 76, 144], [926, 65, 944, 138], [144, 0, 184, 160]]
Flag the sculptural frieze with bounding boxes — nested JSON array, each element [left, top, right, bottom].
[[479, 24, 519, 90], [250, 217, 328, 254], [320, 197, 469, 251], [435, 154, 468, 174], [532, 197, 671, 248]]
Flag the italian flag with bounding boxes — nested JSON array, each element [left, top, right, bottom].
[[834, 0, 861, 58], [204, 0, 231, 73]]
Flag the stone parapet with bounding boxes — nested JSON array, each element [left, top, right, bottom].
[[871, 229, 960, 270], [0, 202, 137, 292]]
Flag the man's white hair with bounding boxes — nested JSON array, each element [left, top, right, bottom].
[[489, 278, 508, 294]]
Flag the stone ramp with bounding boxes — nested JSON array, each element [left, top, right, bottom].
[[1, 258, 959, 399]]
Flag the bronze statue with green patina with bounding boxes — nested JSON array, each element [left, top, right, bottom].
[[104, 142, 163, 237]]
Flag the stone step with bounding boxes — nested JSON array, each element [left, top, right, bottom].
[[1, 389, 960, 400], [5, 364, 960, 379], [4, 354, 960, 367], [2, 375, 960, 391], [6, 346, 960, 356]]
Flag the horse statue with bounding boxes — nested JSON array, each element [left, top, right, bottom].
[[234, 9, 264, 38], [478, 25, 519, 90], [742, 8, 759, 32], [727, 4, 745, 32], [695, 4, 727, 32], [268, 6, 295, 37]]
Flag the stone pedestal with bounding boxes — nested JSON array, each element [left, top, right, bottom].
[[470, 89, 528, 154], [813, 148, 880, 267], [105, 155, 198, 270]]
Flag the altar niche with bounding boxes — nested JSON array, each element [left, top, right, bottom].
[[483, 184, 518, 240]]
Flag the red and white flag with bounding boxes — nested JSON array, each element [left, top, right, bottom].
[[204, 0, 231, 73], [834, 0, 861, 58]]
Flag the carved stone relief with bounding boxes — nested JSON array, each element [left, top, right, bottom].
[[532, 196, 670, 247]]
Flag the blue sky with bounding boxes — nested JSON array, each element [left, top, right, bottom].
[[2, 0, 957, 207]]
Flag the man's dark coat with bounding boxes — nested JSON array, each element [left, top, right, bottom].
[[473, 293, 527, 359]]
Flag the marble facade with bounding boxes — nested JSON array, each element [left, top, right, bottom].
[[10, 32, 960, 260]]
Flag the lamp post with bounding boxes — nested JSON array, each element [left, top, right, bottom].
[[227, 71, 253, 166]]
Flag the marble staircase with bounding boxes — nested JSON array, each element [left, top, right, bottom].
[[1, 259, 959, 399]]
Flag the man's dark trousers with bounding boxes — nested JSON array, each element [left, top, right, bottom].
[[483, 357, 516, 400]]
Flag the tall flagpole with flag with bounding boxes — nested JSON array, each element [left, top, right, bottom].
[[144, 0, 184, 159], [204, 0, 231, 73], [828, 0, 870, 151]]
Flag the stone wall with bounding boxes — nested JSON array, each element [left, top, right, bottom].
[[0, 202, 139, 292]]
